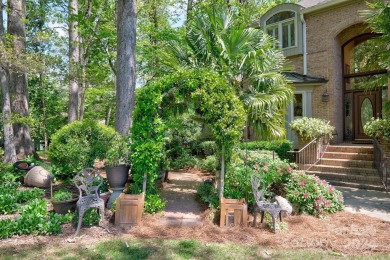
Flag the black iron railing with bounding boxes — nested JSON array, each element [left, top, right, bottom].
[[373, 138, 389, 191]]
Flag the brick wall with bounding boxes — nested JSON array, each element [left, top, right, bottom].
[[288, 0, 371, 142]]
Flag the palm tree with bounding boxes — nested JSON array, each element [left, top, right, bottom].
[[161, 4, 294, 139]]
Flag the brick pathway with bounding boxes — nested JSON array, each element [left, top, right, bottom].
[[158, 171, 204, 226]]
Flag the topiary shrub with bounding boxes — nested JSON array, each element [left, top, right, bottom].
[[49, 120, 127, 179]]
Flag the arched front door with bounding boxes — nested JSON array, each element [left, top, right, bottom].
[[353, 91, 381, 140], [343, 33, 386, 141]]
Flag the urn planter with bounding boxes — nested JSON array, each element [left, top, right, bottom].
[[105, 165, 130, 208], [52, 198, 78, 215]]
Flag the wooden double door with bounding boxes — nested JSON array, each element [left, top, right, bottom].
[[353, 91, 381, 140]]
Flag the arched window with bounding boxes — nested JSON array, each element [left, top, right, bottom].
[[266, 11, 296, 48]]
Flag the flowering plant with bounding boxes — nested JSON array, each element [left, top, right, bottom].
[[290, 117, 335, 140], [363, 118, 390, 141], [286, 172, 343, 217]]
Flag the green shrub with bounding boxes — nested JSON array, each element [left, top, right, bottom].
[[198, 155, 217, 173], [224, 156, 293, 205], [0, 198, 72, 239], [72, 208, 101, 227], [197, 182, 219, 208], [194, 141, 217, 157], [16, 188, 45, 203], [170, 153, 199, 170], [144, 194, 167, 214], [286, 172, 344, 217], [52, 189, 72, 202], [238, 140, 293, 160], [49, 120, 127, 179], [0, 193, 18, 215], [0, 180, 20, 215]]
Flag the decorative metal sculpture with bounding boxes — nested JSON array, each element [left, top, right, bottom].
[[251, 174, 283, 233]]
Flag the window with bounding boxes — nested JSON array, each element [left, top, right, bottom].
[[266, 11, 296, 49], [293, 93, 303, 117]]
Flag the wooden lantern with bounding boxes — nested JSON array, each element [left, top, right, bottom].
[[220, 197, 248, 227]]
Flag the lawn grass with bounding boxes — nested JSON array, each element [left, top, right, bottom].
[[1, 238, 388, 260]]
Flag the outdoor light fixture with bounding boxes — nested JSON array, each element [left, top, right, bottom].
[[322, 88, 330, 102]]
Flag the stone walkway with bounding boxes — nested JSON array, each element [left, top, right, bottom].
[[337, 186, 390, 222], [158, 171, 204, 226]]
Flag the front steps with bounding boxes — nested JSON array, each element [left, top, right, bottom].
[[306, 145, 386, 191]]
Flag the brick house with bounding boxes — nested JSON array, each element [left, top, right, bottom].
[[257, 0, 389, 148]]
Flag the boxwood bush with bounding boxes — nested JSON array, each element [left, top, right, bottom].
[[49, 120, 126, 179], [238, 140, 293, 160]]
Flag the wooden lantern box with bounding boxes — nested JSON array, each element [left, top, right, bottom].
[[115, 193, 144, 226], [220, 197, 248, 227]]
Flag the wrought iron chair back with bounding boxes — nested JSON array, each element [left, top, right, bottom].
[[73, 168, 106, 236], [74, 168, 103, 198]]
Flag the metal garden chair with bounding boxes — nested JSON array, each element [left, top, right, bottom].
[[251, 174, 283, 233], [73, 168, 106, 236]]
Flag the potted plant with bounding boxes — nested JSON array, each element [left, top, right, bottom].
[[290, 117, 335, 149], [51, 189, 78, 215], [364, 118, 390, 148], [105, 134, 130, 208]]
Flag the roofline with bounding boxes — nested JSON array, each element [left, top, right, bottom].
[[301, 0, 355, 15]]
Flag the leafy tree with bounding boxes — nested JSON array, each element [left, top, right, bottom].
[[162, 4, 294, 139]]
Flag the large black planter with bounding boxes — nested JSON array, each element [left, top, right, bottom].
[[105, 165, 130, 208], [105, 165, 130, 189], [52, 198, 78, 215]]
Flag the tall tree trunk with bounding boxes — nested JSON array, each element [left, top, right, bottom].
[[68, 0, 80, 123], [115, 0, 137, 136], [186, 0, 193, 21], [0, 2, 17, 163], [39, 74, 49, 151], [8, 0, 35, 159], [1, 70, 17, 163]]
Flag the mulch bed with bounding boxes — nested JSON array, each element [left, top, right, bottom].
[[1, 209, 389, 256]]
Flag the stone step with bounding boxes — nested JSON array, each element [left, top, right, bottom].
[[326, 145, 373, 154], [309, 165, 378, 176], [329, 180, 386, 192], [320, 158, 375, 168], [322, 152, 373, 161], [307, 171, 383, 185]]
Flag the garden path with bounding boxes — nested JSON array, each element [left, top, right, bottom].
[[157, 170, 206, 227]]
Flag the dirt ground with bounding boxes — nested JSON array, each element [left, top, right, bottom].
[[1, 169, 390, 256]]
